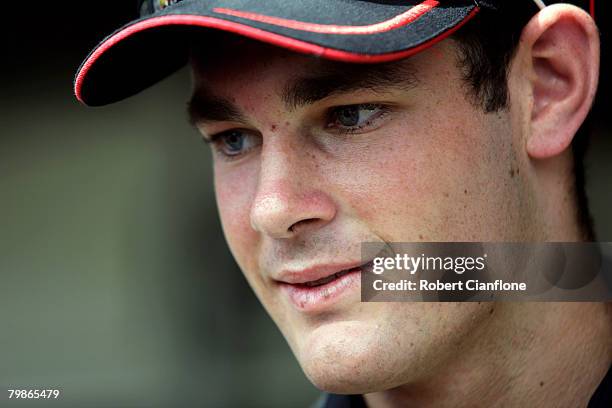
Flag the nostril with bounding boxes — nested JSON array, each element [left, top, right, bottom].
[[288, 218, 321, 235], [250, 184, 336, 239]]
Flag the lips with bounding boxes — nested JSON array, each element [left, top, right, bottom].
[[276, 262, 367, 312], [301, 267, 357, 287], [277, 261, 364, 284]]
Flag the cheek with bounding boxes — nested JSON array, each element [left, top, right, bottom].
[[333, 141, 422, 228], [214, 164, 292, 331], [325, 105, 514, 241], [214, 165, 259, 272]]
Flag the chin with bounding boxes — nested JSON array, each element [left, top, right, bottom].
[[286, 303, 494, 394], [292, 320, 408, 394]]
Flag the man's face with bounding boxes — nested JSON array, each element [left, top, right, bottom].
[[190, 38, 537, 392]]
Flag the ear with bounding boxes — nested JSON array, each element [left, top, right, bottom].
[[516, 5, 599, 159]]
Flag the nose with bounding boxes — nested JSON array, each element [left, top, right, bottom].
[[250, 145, 336, 239]]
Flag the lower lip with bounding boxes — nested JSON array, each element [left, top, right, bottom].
[[279, 268, 361, 312]]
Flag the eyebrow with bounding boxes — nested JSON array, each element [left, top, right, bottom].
[[187, 60, 418, 125], [187, 89, 248, 126], [283, 61, 419, 110]]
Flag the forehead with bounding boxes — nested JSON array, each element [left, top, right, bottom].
[[188, 34, 457, 98], [190, 36, 308, 91]]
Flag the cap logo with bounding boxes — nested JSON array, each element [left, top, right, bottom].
[[139, 0, 182, 16], [158, 0, 180, 11]]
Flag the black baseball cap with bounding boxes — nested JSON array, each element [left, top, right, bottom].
[[75, 0, 503, 106]]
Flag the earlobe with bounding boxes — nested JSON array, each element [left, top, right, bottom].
[[519, 5, 599, 160]]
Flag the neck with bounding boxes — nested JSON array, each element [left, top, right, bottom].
[[365, 302, 612, 408]]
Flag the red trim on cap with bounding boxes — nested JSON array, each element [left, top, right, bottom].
[[75, 7, 479, 105], [590, 0, 595, 18], [212, 0, 438, 35]]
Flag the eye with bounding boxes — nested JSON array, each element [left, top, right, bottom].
[[327, 104, 389, 133], [207, 129, 261, 159]]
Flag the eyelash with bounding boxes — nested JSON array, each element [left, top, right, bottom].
[[325, 103, 391, 135], [203, 103, 392, 160], [203, 129, 261, 162]]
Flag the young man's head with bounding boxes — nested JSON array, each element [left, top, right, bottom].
[[76, 0, 605, 403], [185, 1, 599, 394]]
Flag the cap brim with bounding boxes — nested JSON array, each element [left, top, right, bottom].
[[75, 0, 479, 106]]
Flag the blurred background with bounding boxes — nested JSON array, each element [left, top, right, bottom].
[[0, 1, 610, 407]]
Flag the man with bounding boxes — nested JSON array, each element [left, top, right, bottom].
[[76, 0, 611, 406]]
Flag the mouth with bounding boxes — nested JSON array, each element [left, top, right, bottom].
[[301, 267, 359, 287], [277, 262, 368, 312]]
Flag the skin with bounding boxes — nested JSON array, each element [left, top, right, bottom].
[[189, 5, 610, 407]]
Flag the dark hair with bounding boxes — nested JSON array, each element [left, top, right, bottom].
[[452, 1, 595, 240]]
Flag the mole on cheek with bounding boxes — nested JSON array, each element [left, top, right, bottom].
[[270, 124, 277, 131]]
